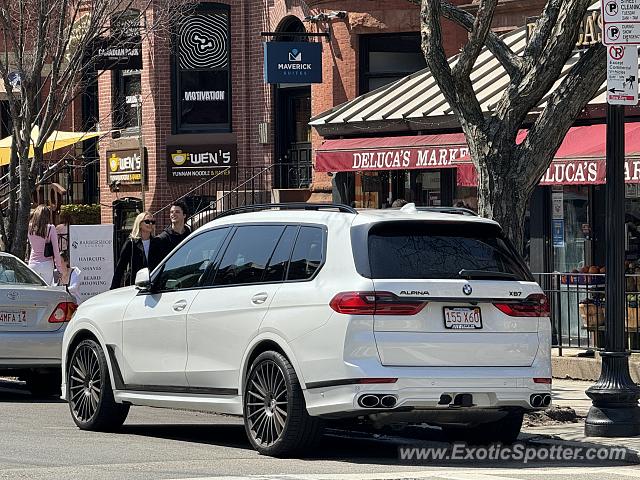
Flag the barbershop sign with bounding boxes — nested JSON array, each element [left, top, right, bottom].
[[264, 41, 322, 84], [106, 148, 146, 185], [166, 144, 237, 182]]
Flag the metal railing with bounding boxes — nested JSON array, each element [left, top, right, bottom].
[[153, 163, 314, 232], [533, 272, 640, 354]]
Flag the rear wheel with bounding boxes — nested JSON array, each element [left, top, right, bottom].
[[26, 369, 61, 397], [67, 339, 129, 431], [442, 411, 524, 445], [243, 351, 322, 456]]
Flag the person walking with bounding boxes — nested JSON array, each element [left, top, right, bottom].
[[27, 205, 63, 285], [110, 212, 162, 289], [156, 200, 192, 261]]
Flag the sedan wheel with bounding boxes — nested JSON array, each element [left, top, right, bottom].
[[243, 351, 322, 456], [67, 339, 129, 431]]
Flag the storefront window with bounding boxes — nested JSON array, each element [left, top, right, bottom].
[[359, 33, 426, 94], [111, 11, 141, 134], [553, 186, 590, 273], [173, 3, 231, 133]]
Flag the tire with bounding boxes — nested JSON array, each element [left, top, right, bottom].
[[442, 411, 524, 445], [26, 369, 61, 397], [243, 351, 323, 457], [67, 339, 129, 431]]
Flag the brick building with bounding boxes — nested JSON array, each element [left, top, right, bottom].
[[95, 0, 545, 242]]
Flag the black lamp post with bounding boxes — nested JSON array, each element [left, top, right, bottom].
[[585, 103, 640, 437]]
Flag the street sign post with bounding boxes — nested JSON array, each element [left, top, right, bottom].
[[607, 45, 639, 105], [586, 0, 640, 439]]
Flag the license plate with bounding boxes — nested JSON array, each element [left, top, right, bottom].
[[444, 307, 482, 329], [0, 310, 27, 326]]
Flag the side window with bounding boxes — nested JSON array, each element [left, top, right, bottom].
[[214, 225, 285, 286], [263, 226, 298, 283], [287, 226, 324, 281], [155, 227, 229, 291]]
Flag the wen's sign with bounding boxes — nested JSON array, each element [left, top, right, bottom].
[[166, 144, 237, 182], [264, 41, 322, 84]]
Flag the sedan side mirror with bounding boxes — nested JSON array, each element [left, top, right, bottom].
[[135, 268, 151, 289]]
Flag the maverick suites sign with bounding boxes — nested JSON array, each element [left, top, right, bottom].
[[264, 41, 323, 84]]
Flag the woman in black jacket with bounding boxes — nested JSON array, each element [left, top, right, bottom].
[[110, 211, 162, 289]]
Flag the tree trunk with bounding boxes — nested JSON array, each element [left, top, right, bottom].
[[10, 143, 34, 261], [476, 158, 530, 255]]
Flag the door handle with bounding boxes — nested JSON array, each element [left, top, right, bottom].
[[251, 292, 269, 305], [172, 300, 188, 312]]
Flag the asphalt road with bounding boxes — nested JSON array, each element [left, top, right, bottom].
[[1, 379, 639, 480]]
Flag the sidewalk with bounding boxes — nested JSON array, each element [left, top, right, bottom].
[[552, 348, 640, 382], [522, 378, 640, 456]]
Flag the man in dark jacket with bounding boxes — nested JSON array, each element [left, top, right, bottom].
[[157, 200, 192, 261]]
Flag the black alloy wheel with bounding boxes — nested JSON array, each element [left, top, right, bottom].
[[243, 351, 322, 456], [67, 339, 129, 431]]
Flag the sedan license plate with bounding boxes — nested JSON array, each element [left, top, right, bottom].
[[444, 307, 482, 329], [0, 310, 27, 326]]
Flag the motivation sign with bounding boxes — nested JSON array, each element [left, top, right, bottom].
[[106, 148, 146, 185], [69, 224, 115, 303], [166, 144, 237, 182], [264, 41, 322, 84]]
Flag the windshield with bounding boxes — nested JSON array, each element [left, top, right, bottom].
[[367, 221, 532, 281], [0, 256, 46, 286]]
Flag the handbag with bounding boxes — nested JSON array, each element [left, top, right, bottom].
[[43, 226, 54, 258]]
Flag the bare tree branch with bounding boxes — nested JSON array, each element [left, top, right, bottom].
[[452, 0, 498, 79]]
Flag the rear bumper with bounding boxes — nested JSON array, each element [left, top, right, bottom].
[[0, 328, 65, 368], [304, 375, 551, 418]]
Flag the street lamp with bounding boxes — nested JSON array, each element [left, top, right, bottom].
[[135, 95, 145, 212], [585, 103, 640, 437]]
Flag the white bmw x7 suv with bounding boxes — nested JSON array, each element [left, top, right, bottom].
[[61, 202, 551, 456]]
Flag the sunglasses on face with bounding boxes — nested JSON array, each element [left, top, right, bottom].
[[143, 219, 156, 225]]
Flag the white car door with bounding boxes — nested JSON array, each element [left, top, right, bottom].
[[121, 227, 231, 388], [185, 224, 296, 391]]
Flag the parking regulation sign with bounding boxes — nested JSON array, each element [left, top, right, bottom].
[[602, 0, 640, 44], [607, 45, 639, 105]]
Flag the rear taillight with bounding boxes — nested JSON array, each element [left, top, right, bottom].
[[494, 294, 550, 317], [48, 302, 77, 323], [329, 291, 427, 316]]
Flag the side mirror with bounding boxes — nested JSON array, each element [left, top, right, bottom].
[[134, 268, 151, 289]]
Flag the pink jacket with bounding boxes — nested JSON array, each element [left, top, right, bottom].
[[28, 224, 63, 271]]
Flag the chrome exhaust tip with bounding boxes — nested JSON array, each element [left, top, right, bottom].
[[359, 394, 380, 408], [530, 394, 543, 408], [542, 394, 552, 407], [380, 395, 397, 408]]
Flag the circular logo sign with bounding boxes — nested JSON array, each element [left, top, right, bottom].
[[109, 154, 120, 172], [172, 150, 187, 166], [462, 284, 473, 296]]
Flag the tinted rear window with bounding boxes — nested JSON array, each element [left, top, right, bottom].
[[367, 222, 530, 280]]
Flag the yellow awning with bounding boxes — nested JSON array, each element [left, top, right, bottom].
[[0, 126, 102, 166]]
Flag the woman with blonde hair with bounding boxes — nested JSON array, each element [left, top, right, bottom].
[[28, 205, 63, 285], [110, 211, 162, 289]]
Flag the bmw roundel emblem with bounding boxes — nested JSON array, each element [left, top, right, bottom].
[[462, 284, 473, 296]]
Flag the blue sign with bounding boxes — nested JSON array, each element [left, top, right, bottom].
[[552, 219, 565, 247], [264, 41, 323, 84]]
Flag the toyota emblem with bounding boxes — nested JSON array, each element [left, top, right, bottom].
[[462, 284, 473, 296], [7, 291, 18, 301]]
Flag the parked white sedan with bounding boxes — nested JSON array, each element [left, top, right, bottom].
[[0, 252, 77, 396]]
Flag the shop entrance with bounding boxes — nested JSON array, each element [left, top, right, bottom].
[[273, 16, 312, 190]]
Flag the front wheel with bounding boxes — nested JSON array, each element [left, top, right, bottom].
[[67, 339, 129, 431], [243, 351, 322, 456]]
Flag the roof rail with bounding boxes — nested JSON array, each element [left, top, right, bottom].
[[416, 206, 479, 217], [215, 202, 358, 220]]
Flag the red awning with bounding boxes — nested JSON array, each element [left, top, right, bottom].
[[315, 133, 468, 172], [316, 123, 640, 186]]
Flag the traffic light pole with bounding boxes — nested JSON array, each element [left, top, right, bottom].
[[585, 103, 640, 437]]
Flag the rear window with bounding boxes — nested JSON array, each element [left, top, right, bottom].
[[367, 222, 531, 280], [0, 256, 45, 286]]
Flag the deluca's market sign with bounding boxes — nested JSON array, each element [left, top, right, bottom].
[[167, 144, 237, 182]]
